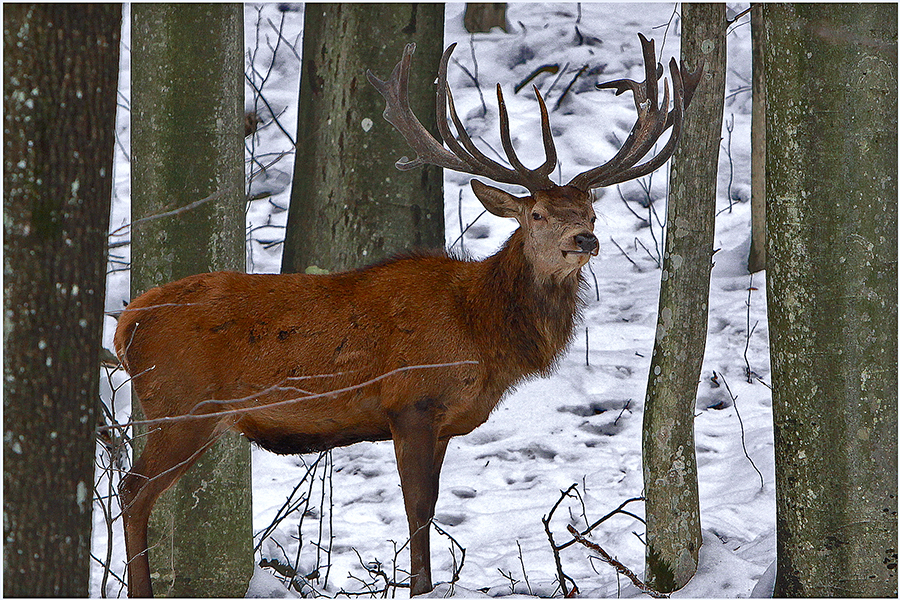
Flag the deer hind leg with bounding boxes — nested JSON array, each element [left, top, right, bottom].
[[390, 402, 449, 596], [119, 417, 223, 598]]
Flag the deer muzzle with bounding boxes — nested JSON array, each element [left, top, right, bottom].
[[574, 233, 599, 255], [562, 232, 599, 265]]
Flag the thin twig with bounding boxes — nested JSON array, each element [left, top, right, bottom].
[[450, 38, 488, 118], [467, 34, 488, 118], [109, 187, 235, 237], [514, 64, 560, 94], [542, 484, 579, 597], [94, 360, 132, 598], [516, 540, 532, 595], [634, 236, 661, 269], [433, 521, 467, 585], [586, 260, 600, 301], [325, 451, 335, 588], [554, 64, 588, 112], [654, 4, 680, 59], [450, 208, 487, 252], [497, 568, 520, 594], [293, 446, 323, 579], [617, 186, 650, 225], [610, 236, 639, 269], [98, 361, 479, 432], [90, 553, 128, 589], [585, 327, 590, 367], [614, 399, 632, 426], [716, 114, 736, 215], [642, 177, 665, 266], [727, 5, 753, 25], [244, 73, 297, 146], [254, 452, 328, 552], [567, 525, 669, 598], [743, 273, 759, 383], [544, 61, 570, 101], [266, 17, 302, 61], [717, 371, 765, 490], [556, 496, 645, 552]]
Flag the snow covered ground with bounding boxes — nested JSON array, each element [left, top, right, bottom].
[[93, 3, 775, 597]]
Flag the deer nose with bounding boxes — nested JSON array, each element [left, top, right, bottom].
[[575, 233, 599, 254]]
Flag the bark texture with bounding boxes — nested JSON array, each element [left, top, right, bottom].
[[131, 4, 252, 596], [3, 4, 121, 595], [283, 3, 446, 274], [763, 4, 897, 597], [642, 3, 726, 592], [748, 4, 766, 273]]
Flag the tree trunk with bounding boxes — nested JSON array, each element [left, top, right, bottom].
[[642, 3, 726, 592], [131, 5, 252, 596], [282, 3, 445, 274], [748, 4, 766, 273], [3, 4, 121, 595], [464, 3, 508, 33], [763, 4, 897, 597]]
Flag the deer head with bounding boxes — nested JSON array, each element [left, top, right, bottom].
[[366, 35, 701, 282]]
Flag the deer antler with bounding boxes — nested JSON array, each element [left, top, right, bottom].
[[367, 37, 702, 195], [567, 33, 703, 191], [367, 43, 559, 192]]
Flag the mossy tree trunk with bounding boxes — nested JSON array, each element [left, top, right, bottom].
[[763, 4, 897, 596], [3, 4, 121, 595], [131, 5, 252, 596], [282, 3, 445, 275], [642, 3, 726, 592]]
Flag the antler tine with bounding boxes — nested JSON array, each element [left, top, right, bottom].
[[592, 34, 659, 113], [567, 34, 701, 192], [435, 43, 559, 190], [366, 43, 470, 173], [577, 79, 670, 188], [531, 86, 558, 179], [370, 42, 560, 193], [438, 50, 524, 185], [567, 34, 667, 190], [606, 57, 704, 186], [496, 84, 558, 190], [641, 33, 660, 112], [603, 63, 682, 186], [437, 46, 556, 189]]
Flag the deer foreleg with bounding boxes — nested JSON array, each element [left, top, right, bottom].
[[390, 402, 449, 596]]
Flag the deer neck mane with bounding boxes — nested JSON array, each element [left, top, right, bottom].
[[470, 227, 584, 380]]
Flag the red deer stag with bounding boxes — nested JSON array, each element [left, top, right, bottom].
[[116, 35, 700, 597]]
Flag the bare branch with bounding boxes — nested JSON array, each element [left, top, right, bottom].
[[715, 371, 765, 491], [97, 361, 479, 432], [567, 525, 669, 598], [556, 496, 646, 552], [108, 186, 236, 237], [542, 484, 580, 597]]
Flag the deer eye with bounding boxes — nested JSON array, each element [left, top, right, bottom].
[[590, 216, 597, 224], [532, 212, 543, 221]]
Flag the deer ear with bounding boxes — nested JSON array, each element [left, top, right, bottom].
[[470, 180, 525, 219]]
